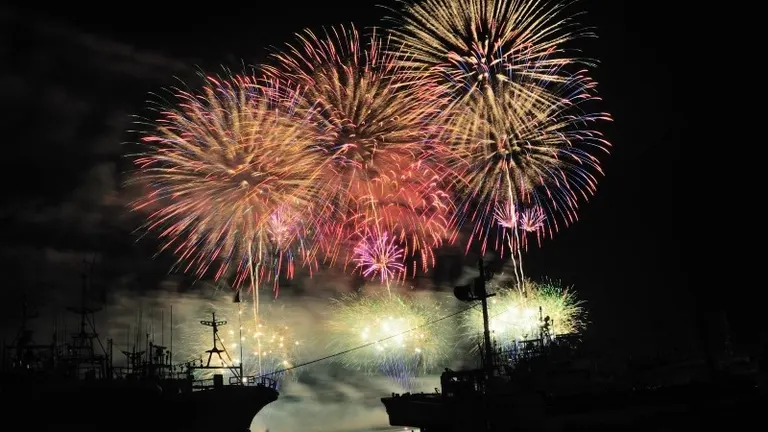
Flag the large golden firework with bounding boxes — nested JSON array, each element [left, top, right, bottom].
[[389, 0, 594, 105], [444, 79, 610, 253], [130, 74, 324, 300], [389, 0, 611, 257]]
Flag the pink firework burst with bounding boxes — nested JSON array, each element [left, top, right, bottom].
[[493, 200, 518, 229], [492, 200, 518, 257], [519, 206, 546, 249], [519, 206, 546, 232], [352, 229, 406, 287]]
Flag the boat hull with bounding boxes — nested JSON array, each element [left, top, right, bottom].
[[382, 379, 764, 431], [3, 375, 278, 432]]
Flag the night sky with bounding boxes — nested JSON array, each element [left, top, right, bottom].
[[1, 2, 691, 354]]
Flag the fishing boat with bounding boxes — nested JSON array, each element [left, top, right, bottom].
[[381, 261, 764, 431], [1, 275, 278, 432]]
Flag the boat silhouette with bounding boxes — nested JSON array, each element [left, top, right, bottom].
[[1, 274, 278, 432], [381, 260, 765, 431]]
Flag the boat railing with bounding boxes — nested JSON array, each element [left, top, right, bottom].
[[229, 375, 278, 389], [495, 333, 583, 366], [191, 374, 278, 390], [192, 378, 216, 389]]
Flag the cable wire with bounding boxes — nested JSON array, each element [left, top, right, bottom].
[[256, 302, 479, 378]]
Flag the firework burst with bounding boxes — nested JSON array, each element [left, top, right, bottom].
[[129, 74, 324, 300], [445, 79, 609, 253], [325, 291, 452, 381], [461, 277, 585, 351], [352, 227, 407, 288], [389, 0, 595, 105], [263, 24, 453, 277], [389, 0, 611, 254], [518, 205, 546, 247]]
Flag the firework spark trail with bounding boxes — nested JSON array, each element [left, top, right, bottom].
[[325, 291, 452, 379], [264, 204, 320, 289], [461, 277, 585, 352], [262, 24, 454, 278], [492, 201, 546, 290], [231, 305, 302, 381], [389, 0, 612, 259], [129, 74, 325, 307], [381, 356, 420, 391]]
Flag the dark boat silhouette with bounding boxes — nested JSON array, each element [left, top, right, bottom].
[[1, 277, 278, 432], [381, 260, 765, 431]]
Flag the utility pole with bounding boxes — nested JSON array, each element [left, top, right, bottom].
[[478, 260, 494, 375], [455, 259, 496, 375], [234, 289, 244, 380]]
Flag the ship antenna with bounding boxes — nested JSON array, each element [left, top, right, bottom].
[[235, 289, 244, 380], [137, 307, 142, 353], [238, 304, 244, 380], [169, 305, 173, 368], [200, 312, 229, 368], [161, 309, 164, 347]]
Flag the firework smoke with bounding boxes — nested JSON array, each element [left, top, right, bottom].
[[86, 282, 439, 431]]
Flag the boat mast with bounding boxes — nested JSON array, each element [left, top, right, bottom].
[[477, 260, 494, 376], [454, 259, 496, 375], [238, 306, 244, 380], [201, 312, 226, 367], [235, 289, 244, 380], [196, 312, 241, 379]]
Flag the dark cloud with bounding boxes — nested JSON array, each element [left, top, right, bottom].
[[0, 8, 196, 291], [0, 9, 205, 337]]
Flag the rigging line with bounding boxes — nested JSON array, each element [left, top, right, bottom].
[[256, 302, 480, 378]]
